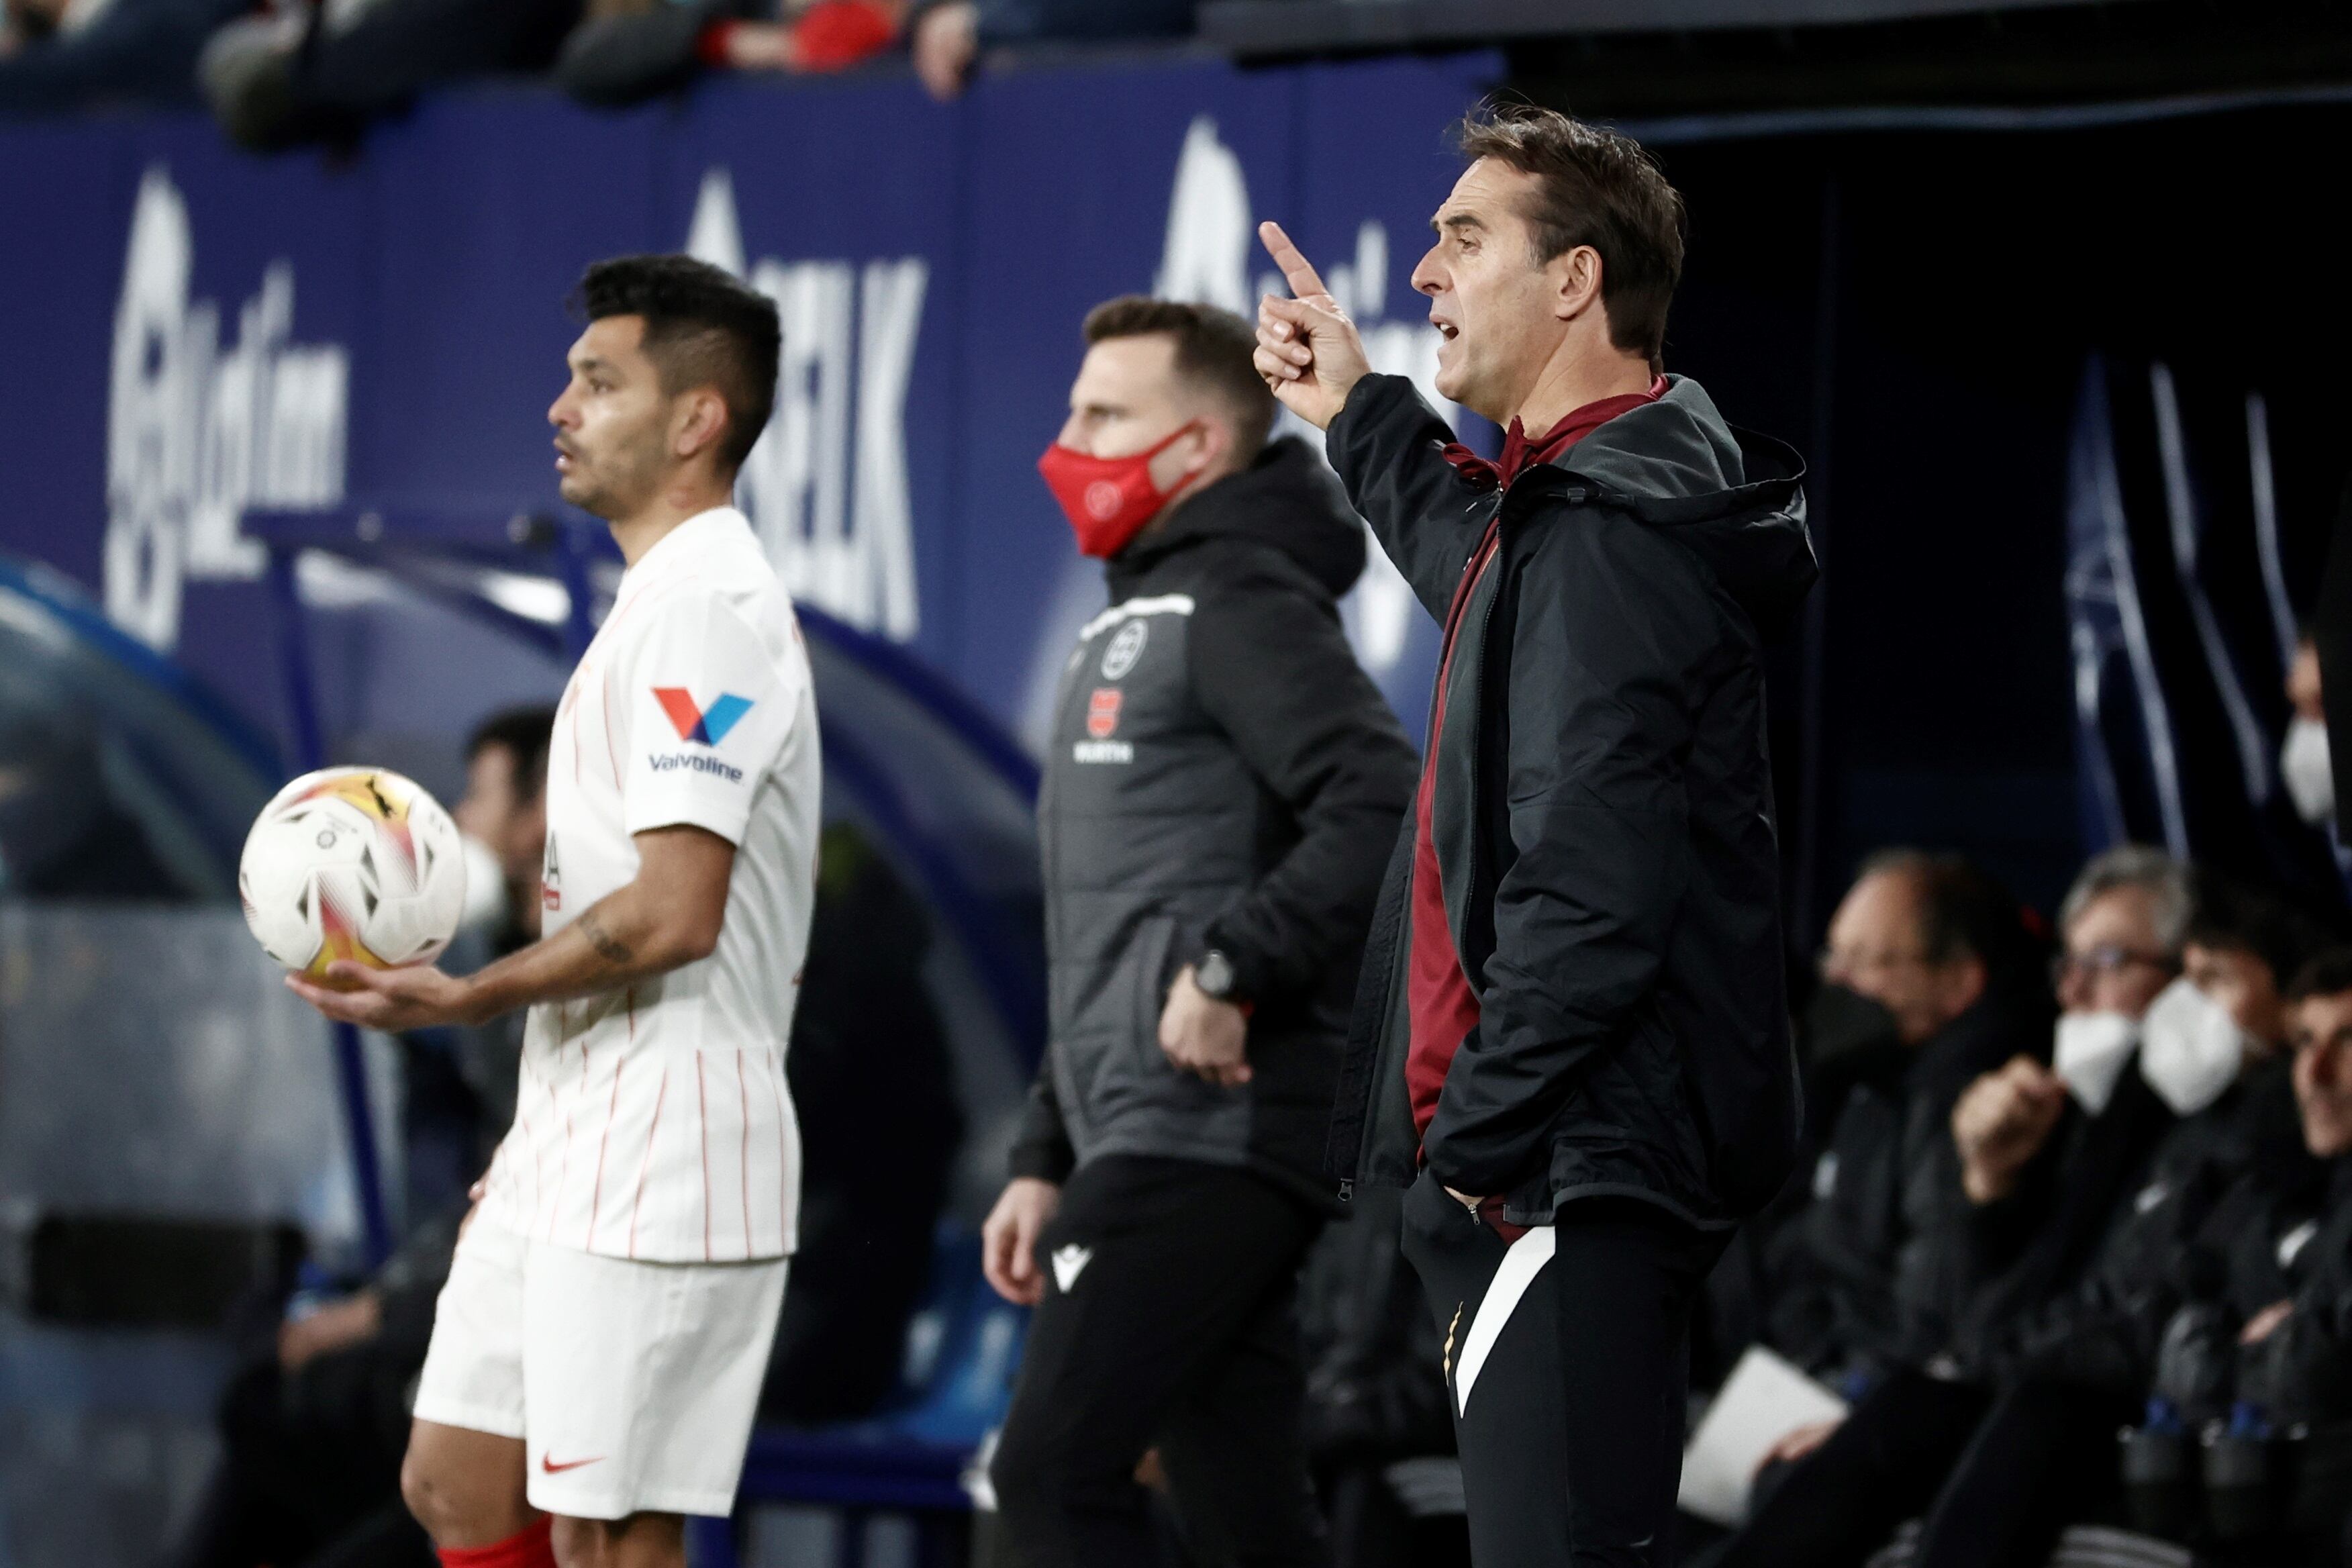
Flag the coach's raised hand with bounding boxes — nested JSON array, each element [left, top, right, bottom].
[[1254, 221, 1371, 430]]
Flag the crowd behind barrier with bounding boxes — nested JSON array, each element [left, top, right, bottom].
[[0, 0, 1201, 136]]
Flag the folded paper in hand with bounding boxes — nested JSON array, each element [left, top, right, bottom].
[[1677, 1346, 1850, 1527]]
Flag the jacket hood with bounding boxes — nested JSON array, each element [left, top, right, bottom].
[[1111, 436, 1367, 598], [1546, 375, 1818, 626]]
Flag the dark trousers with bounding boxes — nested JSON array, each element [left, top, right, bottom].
[[1712, 1370, 1990, 1568], [1916, 1383, 2135, 1568], [1714, 1373, 2134, 1568], [168, 1348, 428, 1568], [1399, 1171, 1729, 1568], [989, 1155, 1330, 1568]]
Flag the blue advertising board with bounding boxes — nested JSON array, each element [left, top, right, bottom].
[[0, 52, 1503, 757]]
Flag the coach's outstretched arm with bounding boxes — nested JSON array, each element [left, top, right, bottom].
[[1254, 222, 1487, 619], [286, 824, 733, 1033]]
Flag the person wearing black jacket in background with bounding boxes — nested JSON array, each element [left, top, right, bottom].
[[1255, 105, 1814, 1568], [1714, 846, 2196, 1568], [1742, 852, 2047, 1416], [983, 296, 1418, 1568]]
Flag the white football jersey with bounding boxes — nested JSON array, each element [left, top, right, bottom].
[[479, 507, 820, 1263]]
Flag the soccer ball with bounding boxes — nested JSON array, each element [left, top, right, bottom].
[[239, 767, 467, 982]]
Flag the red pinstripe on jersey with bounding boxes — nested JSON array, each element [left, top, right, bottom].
[[697, 1050, 712, 1263], [627, 1063, 668, 1259], [770, 1069, 789, 1253], [585, 1052, 628, 1248], [736, 1052, 751, 1255]]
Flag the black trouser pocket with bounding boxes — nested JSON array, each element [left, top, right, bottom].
[[1396, 1169, 1508, 1359]]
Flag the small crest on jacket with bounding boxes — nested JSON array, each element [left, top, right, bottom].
[[1087, 688, 1124, 739], [1102, 620, 1148, 679]]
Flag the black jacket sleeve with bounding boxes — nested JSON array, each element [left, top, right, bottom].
[[1421, 512, 1716, 1196], [1325, 375, 1493, 624], [1189, 565, 1420, 1006], [1008, 1063, 1075, 1183]]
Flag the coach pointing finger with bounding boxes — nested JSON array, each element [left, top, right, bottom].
[[1252, 222, 1372, 429], [1290, 107, 1815, 1568]]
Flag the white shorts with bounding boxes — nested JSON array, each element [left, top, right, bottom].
[[411, 1217, 789, 1520]]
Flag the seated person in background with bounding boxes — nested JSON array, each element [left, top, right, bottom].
[[758, 821, 962, 1425], [556, 0, 905, 108], [908, 0, 1195, 99], [1747, 852, 2045, 1421], [2284, 632, 2337, 833], [0, 0, 246, 116], [168, 707, 557, 1568], [1885, 873, 2321, 1565], [2130, 949, 2352, 1561], [405, 705, 558, 1218], [199, 0, 581, 150], [1297, 1179, 1464, 1568], [1712, 845, 2197, 1568]]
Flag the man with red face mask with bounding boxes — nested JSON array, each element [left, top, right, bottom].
[[984, 295, 1417, 1567]]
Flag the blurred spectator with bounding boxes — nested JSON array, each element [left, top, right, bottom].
[[1713, 845, 2200, 1568], [0, 0, 246, 116], [2116, 946, 2352, 1558], [401, 705, 558, 1218], [1739, 852, 2045, 1411], [199, 0, 580, 151], [2285, 632, 2337, 830], [0, 698, 180, 897], [1297, 1182, 1465, 1568], [556, 0, 905, 110], [908, 0, 1195, 99], [170, 708, 556, 1568], [166, 1210, 454, 1568], [758, 820, 961, 1424]]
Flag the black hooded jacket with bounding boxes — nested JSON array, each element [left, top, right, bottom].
[[1323, 373, 1816, 1228], [1010, 436, 1420, 1199], [1774, 993, 2032, 1385]]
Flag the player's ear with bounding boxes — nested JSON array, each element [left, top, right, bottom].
[[674, 387, 730, 462]]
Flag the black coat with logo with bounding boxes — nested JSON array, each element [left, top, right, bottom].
[[1771, 996, 2029, 1385], [1010, 437, 1420, 1199], [1324, 373, 1816, 1228], [1971, 1063, 2307, 1393]]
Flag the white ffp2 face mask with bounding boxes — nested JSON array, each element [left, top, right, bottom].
[[2283, 717, 2335, 825], [2137, 976, 2247, 1116], [2053, 1011, 2141, 1114]]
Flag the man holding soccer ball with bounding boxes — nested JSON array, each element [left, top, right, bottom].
[[286, 255, 816, 1568]]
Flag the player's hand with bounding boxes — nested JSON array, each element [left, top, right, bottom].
[[1761, 1417, 1844, 1474], [279, 1289, 383, 1370], [1159, 966, 1252, 1087], [287, 962, 480, 1032], [1953, 1055, 2068, 1204], [1255, 222, 1372, 430], [982, 1177, 1061, 1306]]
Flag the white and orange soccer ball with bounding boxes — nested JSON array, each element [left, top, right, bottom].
[[238, 767, 467, 983]]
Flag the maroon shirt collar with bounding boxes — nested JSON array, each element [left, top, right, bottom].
[[1438, 375, 1667, 491]]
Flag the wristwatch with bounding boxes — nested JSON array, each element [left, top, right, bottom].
[[1194, 948, 1244, 1003]]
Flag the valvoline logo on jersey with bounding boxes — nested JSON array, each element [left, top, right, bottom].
[[648, 687, 752, 783], [652, 688, 753, 746]]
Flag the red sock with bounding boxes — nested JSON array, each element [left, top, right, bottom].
[[437, 1516, 554, 1568]]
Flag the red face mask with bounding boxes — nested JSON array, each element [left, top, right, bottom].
[[1038, 422, 1199, 559]]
